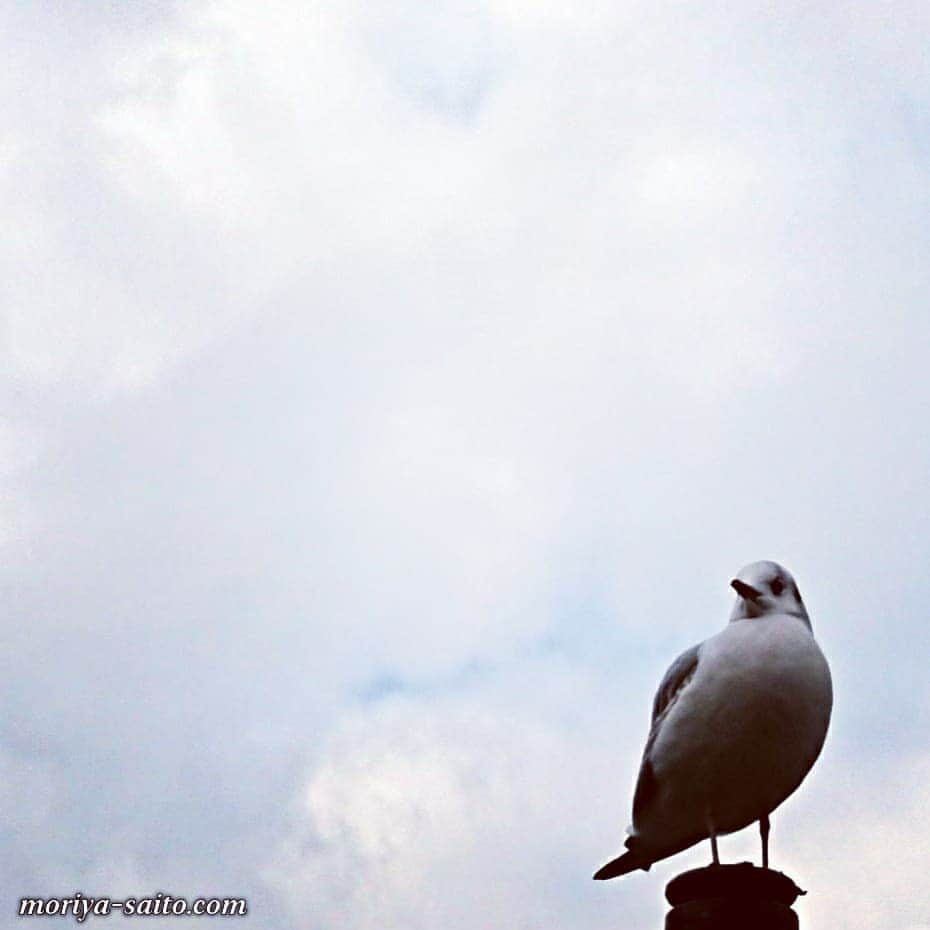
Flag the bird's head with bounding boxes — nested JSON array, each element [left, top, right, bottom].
[[729, 560, 810, 626]]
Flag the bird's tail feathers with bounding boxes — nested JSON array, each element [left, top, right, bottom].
[[592, 844, 652, 880]]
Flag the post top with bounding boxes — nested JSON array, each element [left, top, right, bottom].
[[665, 862, 806, 908]]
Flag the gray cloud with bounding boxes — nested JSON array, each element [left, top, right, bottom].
[[2, 2, 929, 928]]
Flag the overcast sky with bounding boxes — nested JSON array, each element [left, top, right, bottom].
[[3, 3, 930, 928]]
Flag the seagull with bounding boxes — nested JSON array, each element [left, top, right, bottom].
[[594, 561, 832, 880]]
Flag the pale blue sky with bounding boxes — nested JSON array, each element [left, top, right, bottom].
[[2, 3, 929, 929]]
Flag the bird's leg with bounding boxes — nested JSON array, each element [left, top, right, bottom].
[[759, 814, 770, 870], [707, 815, 720, 865], [705, 812, 720, 866]]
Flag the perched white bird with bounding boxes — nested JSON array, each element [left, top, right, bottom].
[[594, 561, 832, 880]]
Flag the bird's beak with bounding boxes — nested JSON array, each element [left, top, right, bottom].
[[731, 579, 763, 602]]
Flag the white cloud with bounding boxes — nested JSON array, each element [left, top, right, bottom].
[[265, 667, 656, 930]]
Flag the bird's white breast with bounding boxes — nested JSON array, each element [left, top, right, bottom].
[[643, 615, 832, 841]]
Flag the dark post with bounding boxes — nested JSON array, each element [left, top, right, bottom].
[[664, 863, 805, 929]]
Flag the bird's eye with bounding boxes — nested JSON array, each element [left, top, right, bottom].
[[770, 578, 784, 596]]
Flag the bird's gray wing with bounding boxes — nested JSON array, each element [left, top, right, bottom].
[[649, 643, 702, 725], [631, 643, 702, 822]]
